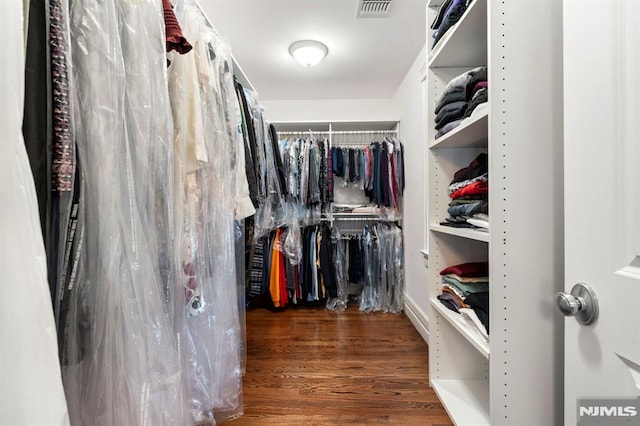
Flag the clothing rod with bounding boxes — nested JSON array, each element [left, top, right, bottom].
[[331, 217, 391, 221], [276, 130, 396, 135], [330, 141, 381, 146], [331, 130, 397, 134], [276, 131, 331, 135], [331, 212, 384, 216]]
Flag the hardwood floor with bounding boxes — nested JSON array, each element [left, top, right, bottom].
[[226, 305, 453, 425]]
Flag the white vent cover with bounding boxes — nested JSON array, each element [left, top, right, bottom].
[[356, 0, 393, 18]]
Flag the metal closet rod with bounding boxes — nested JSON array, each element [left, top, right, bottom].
[[276, 131, 330, 135], [330, 216, 393, 221], [331, 130, 397, 134], [276, 130, 397, 135]]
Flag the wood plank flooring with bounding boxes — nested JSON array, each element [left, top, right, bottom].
[[227, 305, 453, 425]]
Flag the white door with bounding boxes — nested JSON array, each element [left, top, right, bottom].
[[563, 0, 640, 425]]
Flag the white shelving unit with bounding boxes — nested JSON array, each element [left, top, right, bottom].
[[428, 0, 487, 68], [429, 109, 487, 149], [429, 224, 489, 243], [430, 298, 489, 358], [431, 379, 490, 426], [425, 0, 564, 424]]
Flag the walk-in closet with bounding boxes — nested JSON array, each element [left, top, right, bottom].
[[5, 0, 636, 425]]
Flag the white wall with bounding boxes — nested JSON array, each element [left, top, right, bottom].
[[262, 98, 400, 124], [392, 45, 429, 343]]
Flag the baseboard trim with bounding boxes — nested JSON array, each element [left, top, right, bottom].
[[404, 295, 429, 344]]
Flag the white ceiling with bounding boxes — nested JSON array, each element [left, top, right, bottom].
[[201, 0, 428, 101]]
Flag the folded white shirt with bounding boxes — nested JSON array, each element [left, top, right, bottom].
[[467, 216, 489, 230], [459, 307, 489, 342]]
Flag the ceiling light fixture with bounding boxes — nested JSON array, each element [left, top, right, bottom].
[[289, 40, 328, 67]]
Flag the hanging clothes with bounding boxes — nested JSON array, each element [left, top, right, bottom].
[[50, 0, 75, 186], [330, 140, 405, 209], [250, 223, 341, 309], [162, 0, 192, 56], [47, 0, 82, 335], [326, 231, 348, 311], [357, 223, 405, 314], [318, 224, 337, 299], [18, 0, 259, 422], [269, 228, 290, 308], [240, 89, 287, 238], [244, 130, 407, 314], [168, 2, 244, 421], [277, 135, 405, 213], [62, 0, 187, 423], [235, 78, 260, 209]]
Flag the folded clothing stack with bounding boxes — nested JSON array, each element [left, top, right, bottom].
[[431, 0, 475, 48], [440, 153, 489, 230], [437, 261, 489, 336], [434, 67, 488, 139]]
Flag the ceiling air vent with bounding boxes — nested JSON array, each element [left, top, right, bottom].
[[356, 0, 393, 18]]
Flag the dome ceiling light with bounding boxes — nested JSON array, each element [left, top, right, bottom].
[[289, 40, 329, 67]]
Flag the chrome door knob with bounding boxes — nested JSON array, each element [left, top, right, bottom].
[[555, 282, 598, 325], [556, 292, 582, 316]]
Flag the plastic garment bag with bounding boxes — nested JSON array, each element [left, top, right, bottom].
[[388, 223, 405, 313], [244, 90, 288, 239], [62, 0, 187, 423], [276, 136, 323, 231], [168, 1, 243, 421], [120, 0, 183, 327], [358, 223, 404, 313], [217, 43, 255, 222], [282, 210, 303, 266], [359, 227, 377, 312], [217, 39, 249, 377], [235, 220, 247, 374], [326, 229, 348, 311], [374, 223, 403, 313], [0, 1, 69, 423], [379, 226, 391, 311]]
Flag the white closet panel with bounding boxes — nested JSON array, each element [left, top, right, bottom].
[[425, 0, 564, 423]]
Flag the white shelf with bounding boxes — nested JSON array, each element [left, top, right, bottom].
[[428, 0, 487, 68], [430, 224, 490, 243], [431, 298, 489, 359], [430, 109, 488, 149], [431, 379, 490, 426]]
